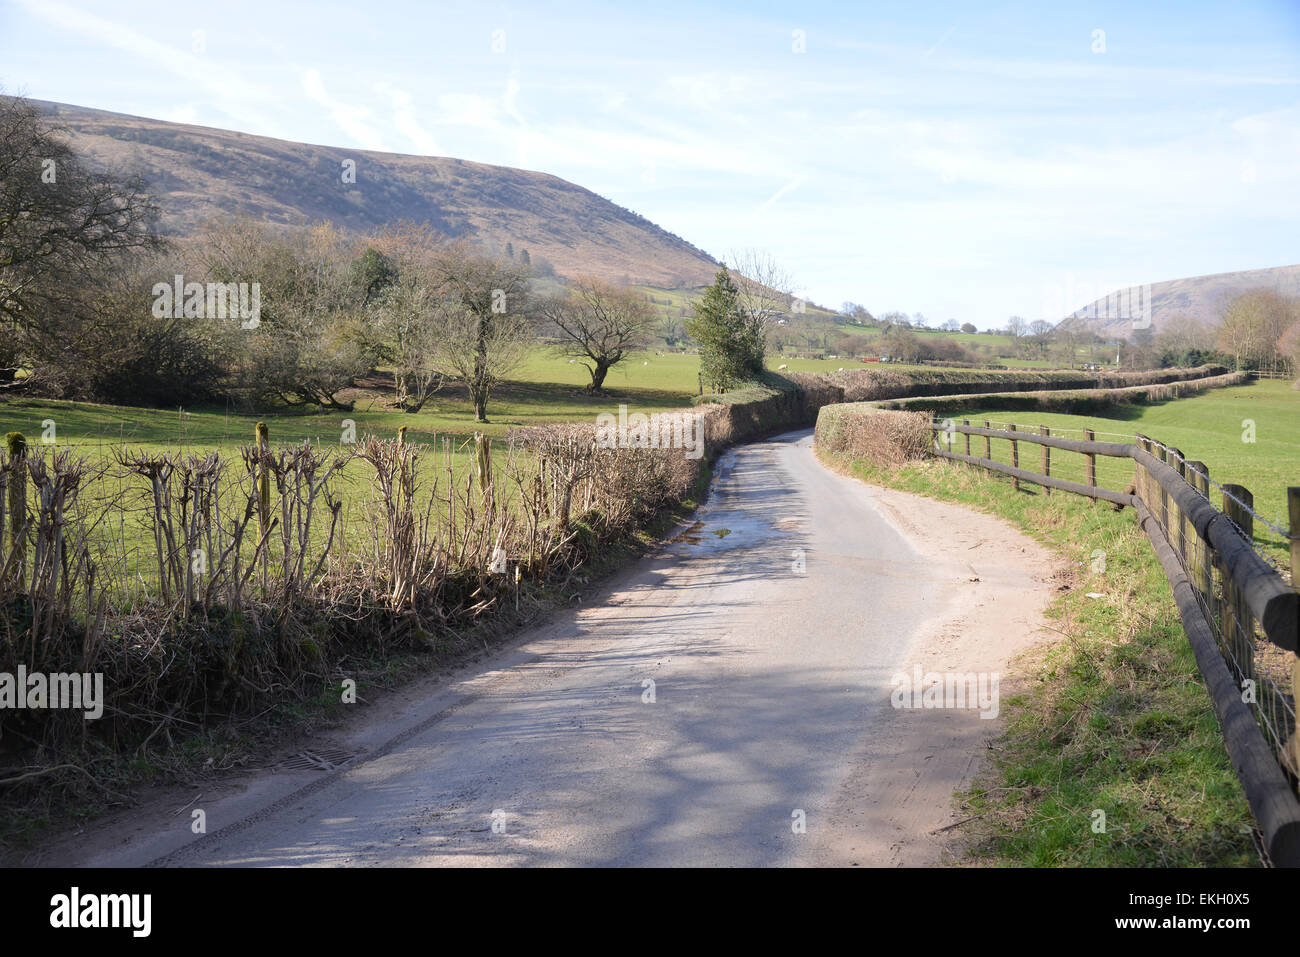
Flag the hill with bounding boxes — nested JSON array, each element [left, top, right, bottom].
[[1059, 263, 1300, 340], [29, 99, 719, 288]]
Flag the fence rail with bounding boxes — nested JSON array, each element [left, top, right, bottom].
[[928, 418, 1300, 865]]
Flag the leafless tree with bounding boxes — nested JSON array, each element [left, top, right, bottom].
[[1028, 319, 1054, 357], [0, 93, 161, 384], [362, 225, 452, 413], [725, 249, 796, 371], [539, 276, 657, 393], [1218, 289, 1298, 372], [192, 219, 370, 410], [372, 262, 452, 413], [1154, 313, 1213, 360], [430, 243, 534, 422]]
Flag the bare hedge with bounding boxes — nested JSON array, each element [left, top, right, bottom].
[[814, 405, 934, 467]]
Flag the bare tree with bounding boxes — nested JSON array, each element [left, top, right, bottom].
[[193, 219, 370, 410], [1278, 320, 1300, 381], [0, 93, 161, 384], [362, 224, 452, 413], [372, 261, 451, 413], [540, 276, 657, 393], [725, 249, 796, 372], [1028, 319, 1054, 357], [1154, 313, 1213, 363], [430, 244, 534, 422], [1218, 290, 1298, 372]]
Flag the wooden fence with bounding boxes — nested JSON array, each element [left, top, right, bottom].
[[929, 418, 1300, 866]]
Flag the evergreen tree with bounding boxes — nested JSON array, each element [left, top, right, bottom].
[[350, 247, 397, 304], [687, 268, 750, 391]]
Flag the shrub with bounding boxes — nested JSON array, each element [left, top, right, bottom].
[[816, 406, 933, 467]]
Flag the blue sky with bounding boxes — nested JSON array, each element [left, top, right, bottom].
[[2, 0, 1297, 327]]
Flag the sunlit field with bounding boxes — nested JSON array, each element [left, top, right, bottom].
[[957, 379, 1300, 561]]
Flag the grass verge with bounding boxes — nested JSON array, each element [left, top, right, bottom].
[[818, 447, 1259, 866]]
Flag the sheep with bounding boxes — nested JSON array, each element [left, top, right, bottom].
[[777, 363, 788, 371]]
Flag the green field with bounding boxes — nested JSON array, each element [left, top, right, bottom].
[[638, 283, 1070, 368], [0, 349, 953, 455], [0, 349, 706, 603], [1, 353, 694, 451], [951, 380, 1300, 560], [7, 359, 1292, 602]]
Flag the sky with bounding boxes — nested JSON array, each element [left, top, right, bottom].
[[2, 0, 1298, 328]]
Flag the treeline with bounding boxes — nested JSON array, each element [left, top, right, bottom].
[[1216, 289, 1300, 374], [0, 95, 662, 416]]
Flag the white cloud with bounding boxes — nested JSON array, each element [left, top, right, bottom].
[[374, 82, 442, 156], [755, 175, 805, 215], [9, 0, 279, 132], [162, 104, 200, 125], [300, 69, 389, 152]]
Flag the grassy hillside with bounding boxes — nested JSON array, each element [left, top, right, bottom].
[[32, 98, 720, 288]]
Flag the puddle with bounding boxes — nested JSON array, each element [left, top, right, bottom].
[[665, 511, 787, 554], [667, 521, 705, 545], [664, 445, 802, 555]]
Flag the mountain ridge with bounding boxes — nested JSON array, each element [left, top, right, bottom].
[[29, 98, 720, 288], [1058, 263, 1300, 340]]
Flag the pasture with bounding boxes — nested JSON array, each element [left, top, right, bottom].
[[953, 379, 1300, 561]]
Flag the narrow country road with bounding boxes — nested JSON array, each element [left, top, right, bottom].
[[49, 429, 1058, 868]]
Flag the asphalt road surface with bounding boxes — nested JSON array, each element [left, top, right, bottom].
[[58, 428, 1055, 867]]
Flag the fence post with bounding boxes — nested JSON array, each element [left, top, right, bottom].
[[1222, 484, 1255, 685], [1290, 486, 1300, 783], [1157, 443, 1170, 534], [1040, 425, 1051, 496], [1171, 447, 1187, 563], [962, 419, 970, 457], [1135, 433, 1149, 507], [4, 432, 26, 591], [1187, 461, 1214, 604], [256, 420, 271, 538], [983, 420, 991, 460], [1084, 429, 1097, 495], [1008, 423, 1019, 491]]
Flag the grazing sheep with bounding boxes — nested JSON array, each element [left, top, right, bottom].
[[777, 363, 788, 371]]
